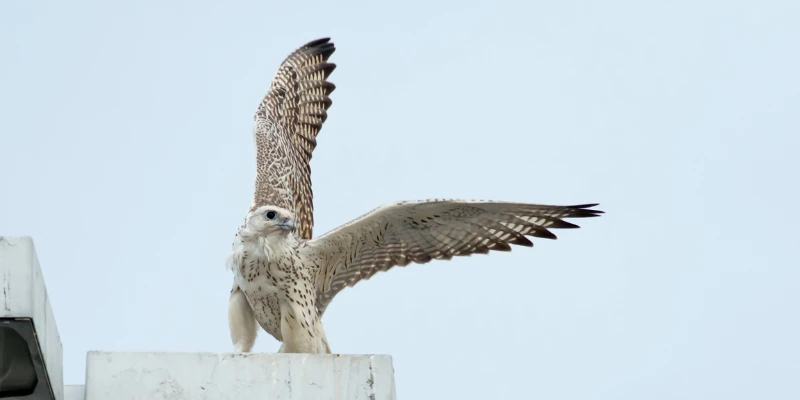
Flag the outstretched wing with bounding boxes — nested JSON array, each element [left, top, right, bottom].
[[303, 199, 603, 315], [251, 38, 336, 239]]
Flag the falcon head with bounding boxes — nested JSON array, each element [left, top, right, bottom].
[[246, 206, 296, 237]]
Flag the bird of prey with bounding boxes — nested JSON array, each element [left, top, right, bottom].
[[227, 38, 604, 354]]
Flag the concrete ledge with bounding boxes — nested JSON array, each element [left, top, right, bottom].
[[1, 236, 63, 400], [64, 385, 85, 400], [85, 352, 396, 400]]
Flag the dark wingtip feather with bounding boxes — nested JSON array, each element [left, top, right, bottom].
[[304, 37, 332, 48], [316, 44, 336, 60], [492, 242, 512, 252], [549, 219, 581, 229], [568, 203, 600, 208], [530, 227, 558, 240], [510, 236, 534, 247], [416, 254, 433, 263], [297, 38, 336, 64], [565, 203, 605, 218], [309, 62, 337, 79]]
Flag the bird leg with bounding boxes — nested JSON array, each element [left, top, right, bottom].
[[228, 284, 257, 352], [278, 289, 331, 354]]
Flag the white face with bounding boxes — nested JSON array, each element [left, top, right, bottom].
[[247, 206, 296, 236]]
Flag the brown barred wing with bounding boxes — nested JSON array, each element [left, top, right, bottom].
[[251, 38, 336, 240], [304, 199, 603, 315]]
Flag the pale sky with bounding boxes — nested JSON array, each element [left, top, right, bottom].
[[2, 0, 799, 399]]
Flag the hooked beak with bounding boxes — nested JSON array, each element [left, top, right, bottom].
[[278, 218, 295, 232]]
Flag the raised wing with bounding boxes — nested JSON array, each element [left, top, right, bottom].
[[303, 199, 603, 315], [251, 38, 336, 239]]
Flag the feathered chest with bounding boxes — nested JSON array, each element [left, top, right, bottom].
[[230, 239, 310, 290]]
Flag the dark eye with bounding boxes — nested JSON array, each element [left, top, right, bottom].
[[265, 211, 277, 220]]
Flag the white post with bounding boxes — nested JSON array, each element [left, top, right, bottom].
[[0, 236, 64, 400], [2, 237, 398, 400], [83, 352, 397, 400]]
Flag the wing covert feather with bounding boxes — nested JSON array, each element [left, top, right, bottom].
[[304, 199, 603, 315], [251, 38, 337, 239]]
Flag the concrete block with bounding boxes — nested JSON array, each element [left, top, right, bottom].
[[85, 352, 396, 400], [64, 385, 85, 400], [0, 236, 64, 400]]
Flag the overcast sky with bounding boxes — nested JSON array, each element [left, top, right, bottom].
[[2, 0, 799, 399]]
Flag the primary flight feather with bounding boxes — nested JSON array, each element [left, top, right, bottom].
[[227, 38, 604, 354]]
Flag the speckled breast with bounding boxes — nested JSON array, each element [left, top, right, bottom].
[[235, 257, 284, 341]]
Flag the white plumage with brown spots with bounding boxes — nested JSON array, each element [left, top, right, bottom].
[[227, 38, 604, 354]]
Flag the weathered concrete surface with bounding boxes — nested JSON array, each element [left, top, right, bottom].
[[0, 236, 64, 400], [64, 385, 85, 400], [85, 351, 396, 400]]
